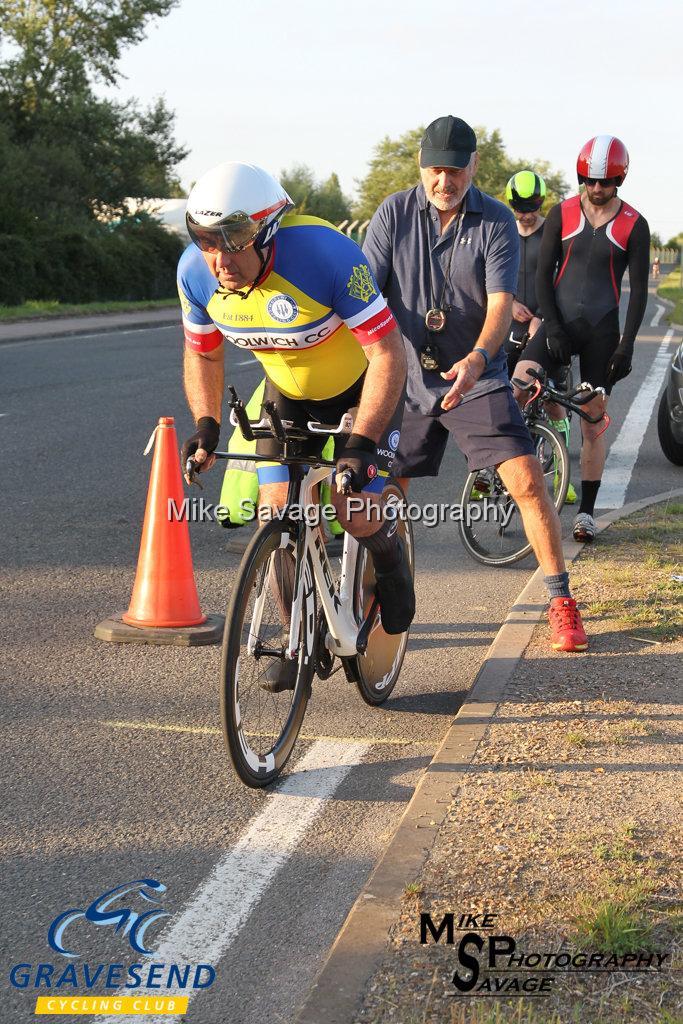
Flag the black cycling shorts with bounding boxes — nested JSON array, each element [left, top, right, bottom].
[[255, 374, 404, 494], [522, 310, 620, 393]]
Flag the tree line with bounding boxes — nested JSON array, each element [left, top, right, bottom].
[[0, 0, 186, 305], [281, 127, 570, 230], [1, 3, 679, 307]]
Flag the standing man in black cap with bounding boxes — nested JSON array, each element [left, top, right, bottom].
[[363, 115, 589, 653]]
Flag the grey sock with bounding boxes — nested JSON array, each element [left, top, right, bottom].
[[545, 572, 571, 600]]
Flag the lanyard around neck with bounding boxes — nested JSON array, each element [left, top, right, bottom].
[[422, 203, 464, 313]]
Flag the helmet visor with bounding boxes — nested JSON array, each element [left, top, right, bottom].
[[187, 210, 264, 253], [510, 195, 543, 214]]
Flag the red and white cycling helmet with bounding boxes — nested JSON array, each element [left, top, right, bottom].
[[576, 136, 629, 186], [186, 162, 293, 253]]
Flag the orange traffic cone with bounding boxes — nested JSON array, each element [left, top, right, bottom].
[[95, 417, 223, 645]]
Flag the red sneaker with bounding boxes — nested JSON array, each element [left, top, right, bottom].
[[548, 597, 588, 652]]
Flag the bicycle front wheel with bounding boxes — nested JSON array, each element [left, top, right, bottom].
[[221, 518, 315, 787], [458, 421, 569, 567]]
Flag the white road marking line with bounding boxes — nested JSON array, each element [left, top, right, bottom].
[[598, 330, 675, 509], [96, 738, 370, 1024], [651, 305, 665, 328], [104, 718, 430, 746]]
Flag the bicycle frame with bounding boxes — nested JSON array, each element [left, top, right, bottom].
[[286, 464, 362, 659], [215, 451, 365, 661]]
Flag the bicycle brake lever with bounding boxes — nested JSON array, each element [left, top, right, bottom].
[[185, 458, 204, 489], [336, 470, 353, 495]]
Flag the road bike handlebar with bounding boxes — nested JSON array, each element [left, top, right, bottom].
[[186, 385, 355, 485], [511, 368, 608, 425]]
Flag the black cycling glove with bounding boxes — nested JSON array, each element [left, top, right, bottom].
[[336, 433, 378, 494], [605, 342, 634, 387], [181, 416, 220, 474], [546, 324, 572, 365]]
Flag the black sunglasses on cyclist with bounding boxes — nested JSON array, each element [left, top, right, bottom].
[[584, 177, 619, 188]]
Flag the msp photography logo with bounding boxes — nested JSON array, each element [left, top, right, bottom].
[[419, 910, 670, 998], [9, 878, 216, 1017]]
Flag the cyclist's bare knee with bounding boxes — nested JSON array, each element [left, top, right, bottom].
[[259, 481, 289, 513], [498, 453, 546, 505], [512, 359, 543, 403], [580, 394, 608, 443]]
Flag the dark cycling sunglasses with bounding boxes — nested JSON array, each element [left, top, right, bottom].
[[584, 177, 619, 187]]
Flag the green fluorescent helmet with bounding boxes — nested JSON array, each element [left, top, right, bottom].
[[505, 170, 546, 212]]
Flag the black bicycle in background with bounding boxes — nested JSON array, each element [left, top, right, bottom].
[[459, 369, 609, 567]]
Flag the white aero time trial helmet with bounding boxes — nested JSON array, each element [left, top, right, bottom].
[[186, 162, 293, 253]]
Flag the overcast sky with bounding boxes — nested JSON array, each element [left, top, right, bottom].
[[103, 0, 682, 241]]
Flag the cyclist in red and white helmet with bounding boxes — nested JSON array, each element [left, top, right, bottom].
[[515, 135, 650, 544]]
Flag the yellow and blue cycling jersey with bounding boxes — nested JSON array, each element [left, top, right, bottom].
[[177, 214, 396, 402]]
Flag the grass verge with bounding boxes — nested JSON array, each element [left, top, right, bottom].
[[357, 499, 682, 1024], [577, 500, 683, 643], [657, 269, 683, 325], [0, 298, 176, 321]]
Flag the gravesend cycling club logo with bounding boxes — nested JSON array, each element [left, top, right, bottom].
[[48, 879, 169, 957], [267, 294, 298, 323], [8, 877, 216, 1012], [347, 264, 377, 303]]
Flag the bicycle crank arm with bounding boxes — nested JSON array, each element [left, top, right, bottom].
[[356, 595, 381, 655]]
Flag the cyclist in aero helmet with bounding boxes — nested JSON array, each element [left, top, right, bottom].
[[505, 170, 576, 504], [177, 162, 414, 679], [516, 136, 650, 543], [504, 170, 546, 378], [185, 162, 293, 272]]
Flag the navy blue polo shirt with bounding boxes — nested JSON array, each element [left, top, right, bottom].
[[363, 183, 519, 415]]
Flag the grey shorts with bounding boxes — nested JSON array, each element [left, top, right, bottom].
[[393, 386, 535, 476]]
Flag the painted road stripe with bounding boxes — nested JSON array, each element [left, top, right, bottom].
[[598, 330, 675, 509], [96, 739, 370, 1024], [104, 718, 432, 746], [651, 305, 665, 328]]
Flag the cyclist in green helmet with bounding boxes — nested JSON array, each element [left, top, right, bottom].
[[505, 170, 546, 377], [505, 170, 576, 504]]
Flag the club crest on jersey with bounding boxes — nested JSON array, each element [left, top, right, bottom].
[[347, 264, 377, 304], [388, 430, 400, 452], [267, 294, 298, 323]]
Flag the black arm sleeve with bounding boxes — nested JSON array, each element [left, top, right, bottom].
[[621, 216, 651, 348], [535, 203, 563, 327]]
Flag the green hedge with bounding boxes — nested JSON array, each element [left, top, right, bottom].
[[0, 218, 184, 306], [0, 234, 37, 305]]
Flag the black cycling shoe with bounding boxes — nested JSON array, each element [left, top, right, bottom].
[[374, 541, 415, 635], [259, 658, 297, 694]]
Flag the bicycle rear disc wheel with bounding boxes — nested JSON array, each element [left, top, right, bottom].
[[347, 481, 413, 706], [221, 518, 315, 787], [458, 422, 569, 567]]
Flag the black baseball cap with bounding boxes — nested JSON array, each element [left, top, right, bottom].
[[420, 116, 477, 169]]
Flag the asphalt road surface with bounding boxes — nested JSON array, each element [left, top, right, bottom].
[[1, 281, 680, 1023]]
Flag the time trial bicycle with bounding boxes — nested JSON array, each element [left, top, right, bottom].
[[190, 387, 413, 788]]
